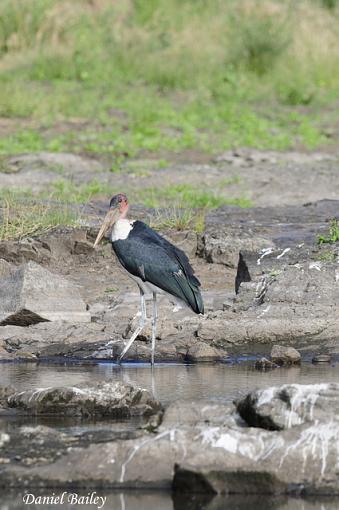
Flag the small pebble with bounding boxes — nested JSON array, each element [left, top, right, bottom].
[[312, 354, 331, 364]]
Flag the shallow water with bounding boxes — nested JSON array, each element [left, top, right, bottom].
[[1, 358, 339, 510], [1, 358, 339, 406]]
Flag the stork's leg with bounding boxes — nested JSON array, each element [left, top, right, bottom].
[[151, 292, 158, 365], [118, 287, 146, 362]]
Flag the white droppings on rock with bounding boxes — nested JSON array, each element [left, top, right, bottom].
[[309, 261, 322, 271], [199, 425, 284, 462], [0, 433, 10, 448], [284, 383, 330, 428], [277, 248, 291, 259], [257, 304, 271, 318], [256, 383, 333, 429], [257, 247, 274, 265], [256, 386, 277, 407], [279, 420, 339, 477]]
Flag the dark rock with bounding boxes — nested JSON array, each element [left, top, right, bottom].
[[200, 199, 339, 268], [4, 382, 161, 418], [255, 357, 278, 371], [0, 261, 90, 326], [0, 239, 51, 265], [270, 345, 301, 366], [236, 383, 339, 430]]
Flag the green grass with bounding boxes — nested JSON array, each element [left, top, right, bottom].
[[318, 249, 337, 262], [149, 207, 205, 233], [0, 0, 337, 158], [49, 179, 109, 204], [0, 0, 338, 242], [318, 219, 339, 244], [0, 191, 78, 241], [137, 184, 251, 209], [0, 177, 250, 239]]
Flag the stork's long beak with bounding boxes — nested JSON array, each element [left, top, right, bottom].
[[93, 208, 120, 248]]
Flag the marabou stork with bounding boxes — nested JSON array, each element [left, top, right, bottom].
[[93, 193, 204, 364]]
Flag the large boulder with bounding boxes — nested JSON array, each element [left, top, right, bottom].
[[236, 383, 339, 430], [2, 382, 161, 418], [270, 345, 301, 366], [0, 261, 90, 325]]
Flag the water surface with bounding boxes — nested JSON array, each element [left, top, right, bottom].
[[1, 358, 339, 406]]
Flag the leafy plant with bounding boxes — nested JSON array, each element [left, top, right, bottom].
[[318, 219, 339, 244]]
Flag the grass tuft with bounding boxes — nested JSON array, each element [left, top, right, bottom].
[[149, 207, 205, 233], [0, 192, 78, 241], [318, 219, 339, 244]]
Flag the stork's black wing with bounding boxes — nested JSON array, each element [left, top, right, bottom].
[[112, 221, 204, 314]]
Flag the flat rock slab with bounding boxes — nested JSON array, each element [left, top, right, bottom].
[[0, 261, 90, 325], [1, 381, 161, 418], [200, 199, 339, 267]]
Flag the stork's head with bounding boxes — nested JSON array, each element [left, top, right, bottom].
[[93, 193, 129, 247]]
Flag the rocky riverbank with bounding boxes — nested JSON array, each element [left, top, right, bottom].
[[0, 381, 338, 495], [0, 200, 337, 362]]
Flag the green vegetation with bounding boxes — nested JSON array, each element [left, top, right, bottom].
[[318, 219, 339, 244], [0, 177, 249, 238], [0, 1, 338, 240], [0, 0, 337, 158], [138, 184, 251, 209], [150, 207, 205, 233], [0, 192, 78, 241], [49, 179, 109, 204], [318, 249, 337, 262]]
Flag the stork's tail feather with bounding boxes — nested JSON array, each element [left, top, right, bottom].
[[174, 272, 204, 315], [193, 287, 204, 315]]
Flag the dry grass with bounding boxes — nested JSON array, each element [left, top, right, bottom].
[[0, 194, 78, 241], [149, 207, 205, 233]]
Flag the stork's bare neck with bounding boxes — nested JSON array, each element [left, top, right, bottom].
[[93, 193, 129, 247]]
